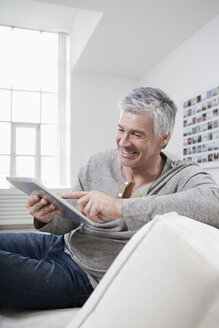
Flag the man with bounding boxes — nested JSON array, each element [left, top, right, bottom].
[[1, 87, 219, 309]]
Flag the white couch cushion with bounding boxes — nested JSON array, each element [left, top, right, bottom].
[[67, 212, 219, 328], [0, 307, 79, 328]]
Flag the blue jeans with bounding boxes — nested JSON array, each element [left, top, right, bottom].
[[0, 232, 93, 309]]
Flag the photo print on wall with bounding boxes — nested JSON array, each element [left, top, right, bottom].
[[183, 85, 219, 168]]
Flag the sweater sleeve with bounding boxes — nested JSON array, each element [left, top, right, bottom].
[[122, 166, 219, 230], [34, 170, 85, 234]]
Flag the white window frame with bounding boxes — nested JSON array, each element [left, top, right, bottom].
[[58, 32, 68, 186], [11, 122, 40, 178], [0, 28, 70, 189]]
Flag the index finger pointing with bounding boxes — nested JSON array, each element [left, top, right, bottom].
[[61, 191, 88, 199]]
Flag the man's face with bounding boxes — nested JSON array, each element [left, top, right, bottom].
[[116, 110, 168, 169]]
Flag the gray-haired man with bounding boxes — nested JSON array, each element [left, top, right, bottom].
[[1, 87, 219, 309]]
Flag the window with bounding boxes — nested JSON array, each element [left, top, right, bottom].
[[0, 26, 70, 188]]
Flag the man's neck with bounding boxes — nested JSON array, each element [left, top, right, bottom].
[[122, 154, 165, 186]]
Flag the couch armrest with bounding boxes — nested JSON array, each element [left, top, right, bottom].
[[67, 212, 219, 328]]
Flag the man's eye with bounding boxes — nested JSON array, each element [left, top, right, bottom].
[[133, 133, 141, 138], [118, 128, 124, 132]]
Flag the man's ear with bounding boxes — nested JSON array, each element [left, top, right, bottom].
[[160, 132, 170, 148]]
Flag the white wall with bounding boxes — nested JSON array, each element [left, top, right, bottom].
[[70, 72, 138, 185], [140, 15, 219, 183], [70, 9, 102, 70]]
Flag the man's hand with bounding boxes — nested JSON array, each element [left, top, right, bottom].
[[61, 191, 123, 223], [26, 194, 62, 223]]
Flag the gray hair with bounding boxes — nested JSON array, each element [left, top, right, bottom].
[[118, 87, 177, 139]]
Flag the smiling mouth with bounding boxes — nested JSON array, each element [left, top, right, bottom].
[[120, 148, 138, 158]]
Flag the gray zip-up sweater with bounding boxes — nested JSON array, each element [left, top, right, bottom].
[[35, 149, 219, 288]]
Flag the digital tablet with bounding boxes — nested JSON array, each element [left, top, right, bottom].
[[6, 176, 94, 225]]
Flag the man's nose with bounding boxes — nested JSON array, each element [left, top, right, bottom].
[[119, 133, 131, 147]]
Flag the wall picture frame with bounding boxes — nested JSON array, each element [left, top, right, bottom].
[[183, 85, 219, 168]]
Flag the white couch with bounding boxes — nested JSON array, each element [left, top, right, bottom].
[[1, 212, 219, 328]]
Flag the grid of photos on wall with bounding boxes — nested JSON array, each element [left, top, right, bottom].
[[183, 85, 219, 168]]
